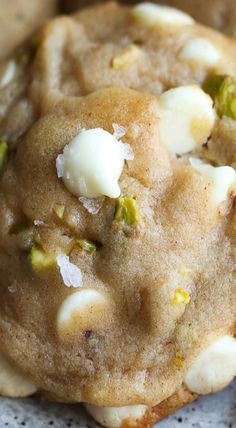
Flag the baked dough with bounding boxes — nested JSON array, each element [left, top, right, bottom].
[[0, 2, 235, 427], [0, 0, 57, 61], [61, 0, 236, 37]]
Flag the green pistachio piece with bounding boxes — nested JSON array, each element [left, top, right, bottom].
[[203, 75, 236, 120], [232, 271, 236, 280], [114, 197, 139, 225], [0, 141, 8, 173], [203, 75, 226, 100], [29, 246, 56, 271], [54, 204, 65, 219], [77, 239, 97, 255], [84, 330, 98, 348]]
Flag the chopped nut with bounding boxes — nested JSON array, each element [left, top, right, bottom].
[[173, 288, 190, 305], [114, 197, 139, 225], [111, 45, 141, 69], [54, 203, 65, 219], [18, 48, 30, 65], [29, 246, 56, 271], [203, 75, 236, 120], [77, 239, 97, 255], [0, 141, 8, 173], [203, 75, 225, 99], [232, 271, 236, 280], [84, 330, 99, 348], [175, 351, 184, 368]]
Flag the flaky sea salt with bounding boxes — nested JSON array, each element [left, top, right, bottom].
[[56, 154, 65, 178], [120, 142, 135, 161], [112, 124, 134, 160], [112, 123, 127, 140], [8, 282, 17, 294], [79, 196, 104, 215], [33, 220, 46, 227], [57, 254, 82, 288]]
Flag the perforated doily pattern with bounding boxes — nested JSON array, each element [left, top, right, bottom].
[[0, 382, 235, 428]]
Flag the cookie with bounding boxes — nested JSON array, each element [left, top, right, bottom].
[[61, 0, 236, 37], [0, 2, 235, 428], [0, 0, 57, 62]]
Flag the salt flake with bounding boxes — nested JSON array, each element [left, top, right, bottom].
[[8, 282, 17, 293], [112, 123, 127, 140], [56, 154, 65, 178], [57, 254, 82, 288], [120, 142, 134, 161], [79, 196, 104, 215], [34, 220, 46, 227]]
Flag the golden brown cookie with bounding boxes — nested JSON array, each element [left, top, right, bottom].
[[0, 2, 236, 428]]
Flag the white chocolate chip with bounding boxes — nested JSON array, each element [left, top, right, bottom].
[[57, 289, 110, 331], [132, 2, 194, 27], [0, 60, 16, 88], [158, 85, 215, 155], [57, 129, 125, 199], [85, 404, 148, 428], [179, 38, 220, 67], [184, 335, 236, 395], [190, 158, 236, 204], [0, 352, 37, 398]]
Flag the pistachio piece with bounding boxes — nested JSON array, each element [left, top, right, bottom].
[[203, 75, 236, 120], [84, 330, 99, 348], [54, 203, 65, 219], [173, 288, 190, 305], [77, 239, 97, 255], [29, 246, 56, 271], [111, 45, 141, 69], [114, 197, 139, 225], [0, 141, 8, 173]]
